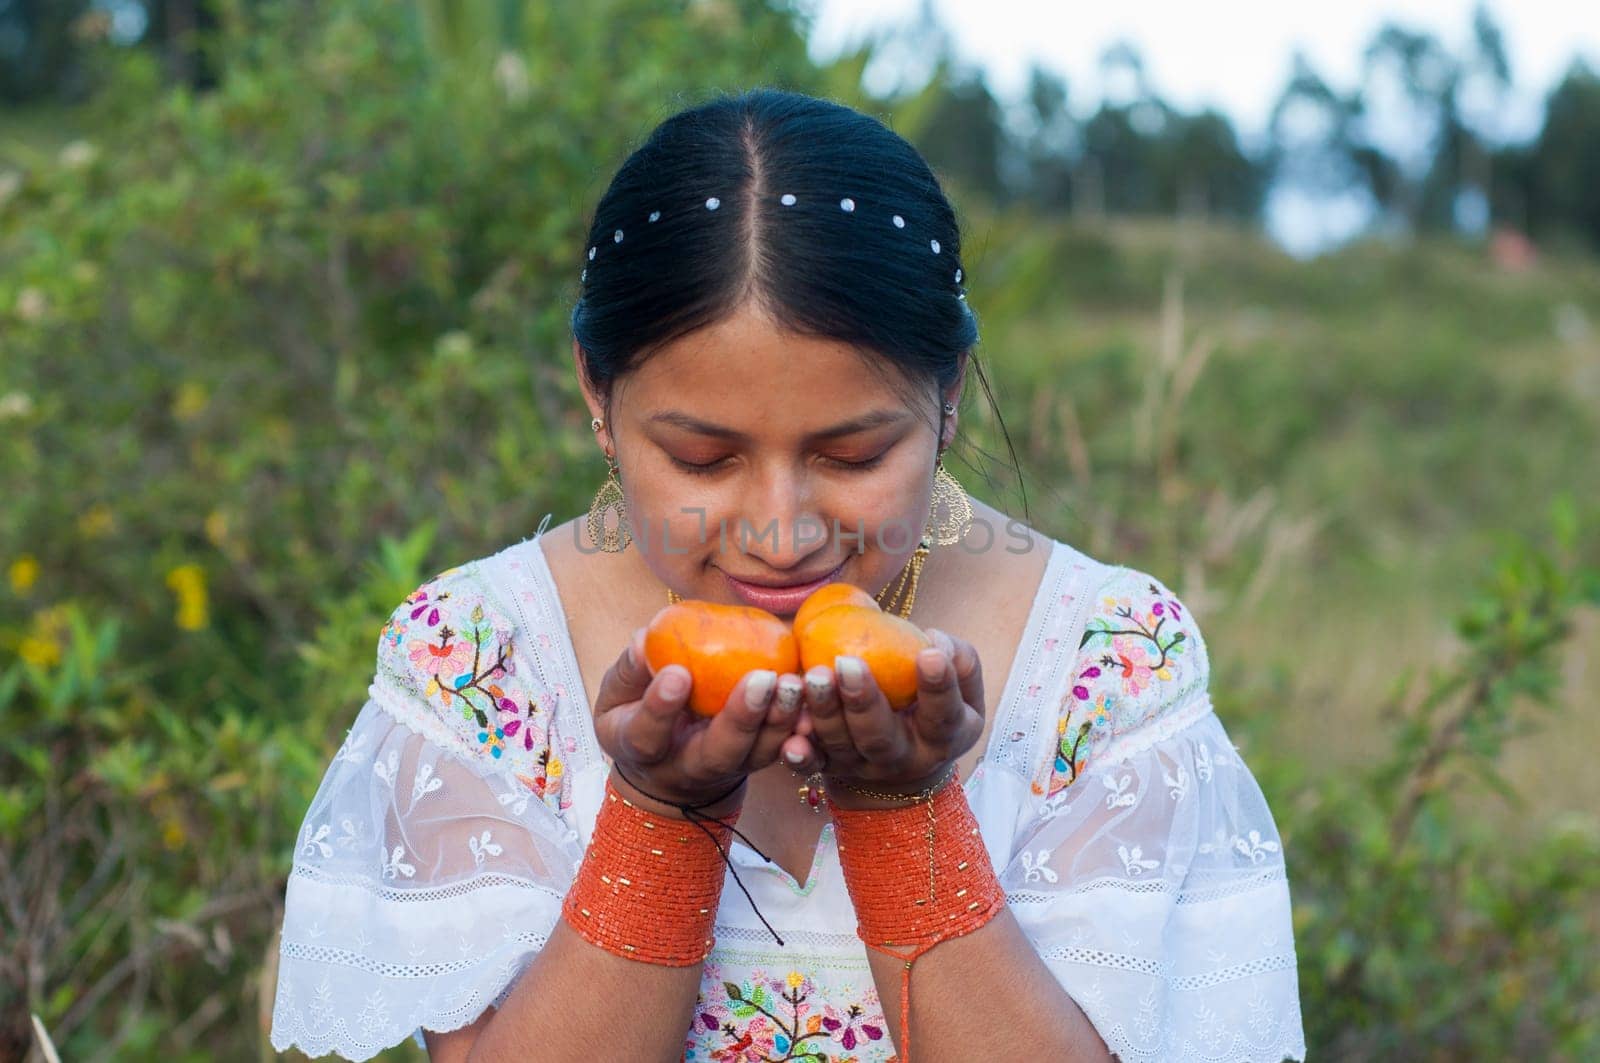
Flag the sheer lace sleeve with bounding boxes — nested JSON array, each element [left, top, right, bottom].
[[269, 564, 584, 1060], [1002, 567, 1307, 1063]]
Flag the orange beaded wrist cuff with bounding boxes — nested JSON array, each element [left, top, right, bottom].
[[829, 772, 1005, 1062], [561, 778, 739, 966]]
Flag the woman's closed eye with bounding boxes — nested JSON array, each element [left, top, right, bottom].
[[824, 451, 887, 471], [669, 454, 733, 476], [669, 452, 888, 476]]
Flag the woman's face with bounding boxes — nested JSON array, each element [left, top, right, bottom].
[[577, 301, 960, 616]]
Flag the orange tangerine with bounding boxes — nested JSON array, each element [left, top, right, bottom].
[[796, 603, 932, 710], [793, 582, 879, 636], [644, 600, 798, 717]]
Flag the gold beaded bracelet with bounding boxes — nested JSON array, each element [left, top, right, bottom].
[[827, 763, 958, 805]]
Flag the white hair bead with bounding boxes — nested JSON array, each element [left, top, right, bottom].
[[893, 215, 905, 228], [587, 247, 596, 260], [581, 268, 587, 281], [840, 197, 855, 212], [706, 197, 721, 210], [648, 211, 661, 222], [955, 268, 962, 283], [780, 193, 797, 206], [614, 229, 624, 243], [930, 239, 941, 253]]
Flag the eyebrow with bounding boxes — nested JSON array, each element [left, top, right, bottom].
[[647, 408, 912, 443]]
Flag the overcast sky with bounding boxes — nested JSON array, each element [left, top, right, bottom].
[[801, 0, 1599, 253], [804, 0, 1599, 142]]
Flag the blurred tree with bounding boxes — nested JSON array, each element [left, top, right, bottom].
[[914, 62, 1010, 203], [139, 0, 225, 87], [1071, 41, 1265, 221], [0, 0, 236, 101], [0, 0, 93, 102], [1355, 23, 1456, 232], [1491, 59, 1600, 253], [1267, 50, 1363, 198], [1416, 5, 1513, 235], [1020, 64, 1076, 212]]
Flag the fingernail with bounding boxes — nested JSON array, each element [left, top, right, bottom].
[[918, 647, 944, 683], [745, 670, 777, 710], [805, 668, 833, 699], [784, 749, 806, 766], [930, 629, 955, 658], [834, 655, 864, 695], [659, 668, 689, 699], [775, 677, 802, 714]]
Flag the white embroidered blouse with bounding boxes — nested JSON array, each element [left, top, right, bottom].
[[269, 528, 1308, 1062]]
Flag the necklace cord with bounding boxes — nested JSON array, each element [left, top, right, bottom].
[[609, 763, 785, 947]]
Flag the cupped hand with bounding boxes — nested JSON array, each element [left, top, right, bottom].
[[592, 627, 805, 811], [791, 629, 986, 794]]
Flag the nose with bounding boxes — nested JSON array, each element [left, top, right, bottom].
[[732, 460, 831, 573]]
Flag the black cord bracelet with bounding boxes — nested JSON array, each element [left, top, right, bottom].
[[608, 764, 785, 947]]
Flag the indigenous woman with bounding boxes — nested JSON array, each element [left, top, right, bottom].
[[271, 89, 1307, 1062]]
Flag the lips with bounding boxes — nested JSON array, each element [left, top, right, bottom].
[[719, 562, 846, 614]]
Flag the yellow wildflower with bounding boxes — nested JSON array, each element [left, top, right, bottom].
[[8, 554, 39, 593], [19, 634, 61, 668], [171, 381, 208, 422], [78, 504, 116, 539], [162, 819, 187, 850], [165, 564, 210, 631], [204, 509, 229, 547], [785, 971, 803, 990], [18, 604, 69, 668]]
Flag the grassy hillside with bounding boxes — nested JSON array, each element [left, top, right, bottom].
[[954, 209, 1600, 828]]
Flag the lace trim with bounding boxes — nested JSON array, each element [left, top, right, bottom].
[[288, 862, 566, 906], [271, 951, 535, 1062], [1091, 1017, 1307, 1063], [1006, 864, 1288, 907], [518, 532, 608, 773], [712, 924, 862, 949], [365, 683, 491, 771], [1079, 986, 1308, 1063], [1172, 953, 1299, 993], [1092, 691, 1216, 766], [1041, 945, 1299, 992], [280, 935, 548, 980], [1175, 866, 1290, 906], [986, 541, 1076, 777]]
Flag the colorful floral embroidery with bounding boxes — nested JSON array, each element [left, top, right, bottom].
[[375, 567, 570, 811], [1046, 568, 1209, 796], [685, 964, 887, 1062]]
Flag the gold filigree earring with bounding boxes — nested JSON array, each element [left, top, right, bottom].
[[587, 418, 631, 553], [928, 452, 973, 546]]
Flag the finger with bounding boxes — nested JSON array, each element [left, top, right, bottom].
[[599, 661, 692, 765], [940, 630, 986, 721], [593, 627, 653, 712], [834, 655, 906, 764], [692, 669, 777, 776], [781, 733, 826, 775], [747, 674, 804, 769], [803, 665, 855, 759], [910, 630, 965, 744]]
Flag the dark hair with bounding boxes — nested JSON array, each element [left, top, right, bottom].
[[570, 88, 1024, 511]]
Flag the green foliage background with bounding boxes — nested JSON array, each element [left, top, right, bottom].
[[2, 1, 1598, 1058]]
